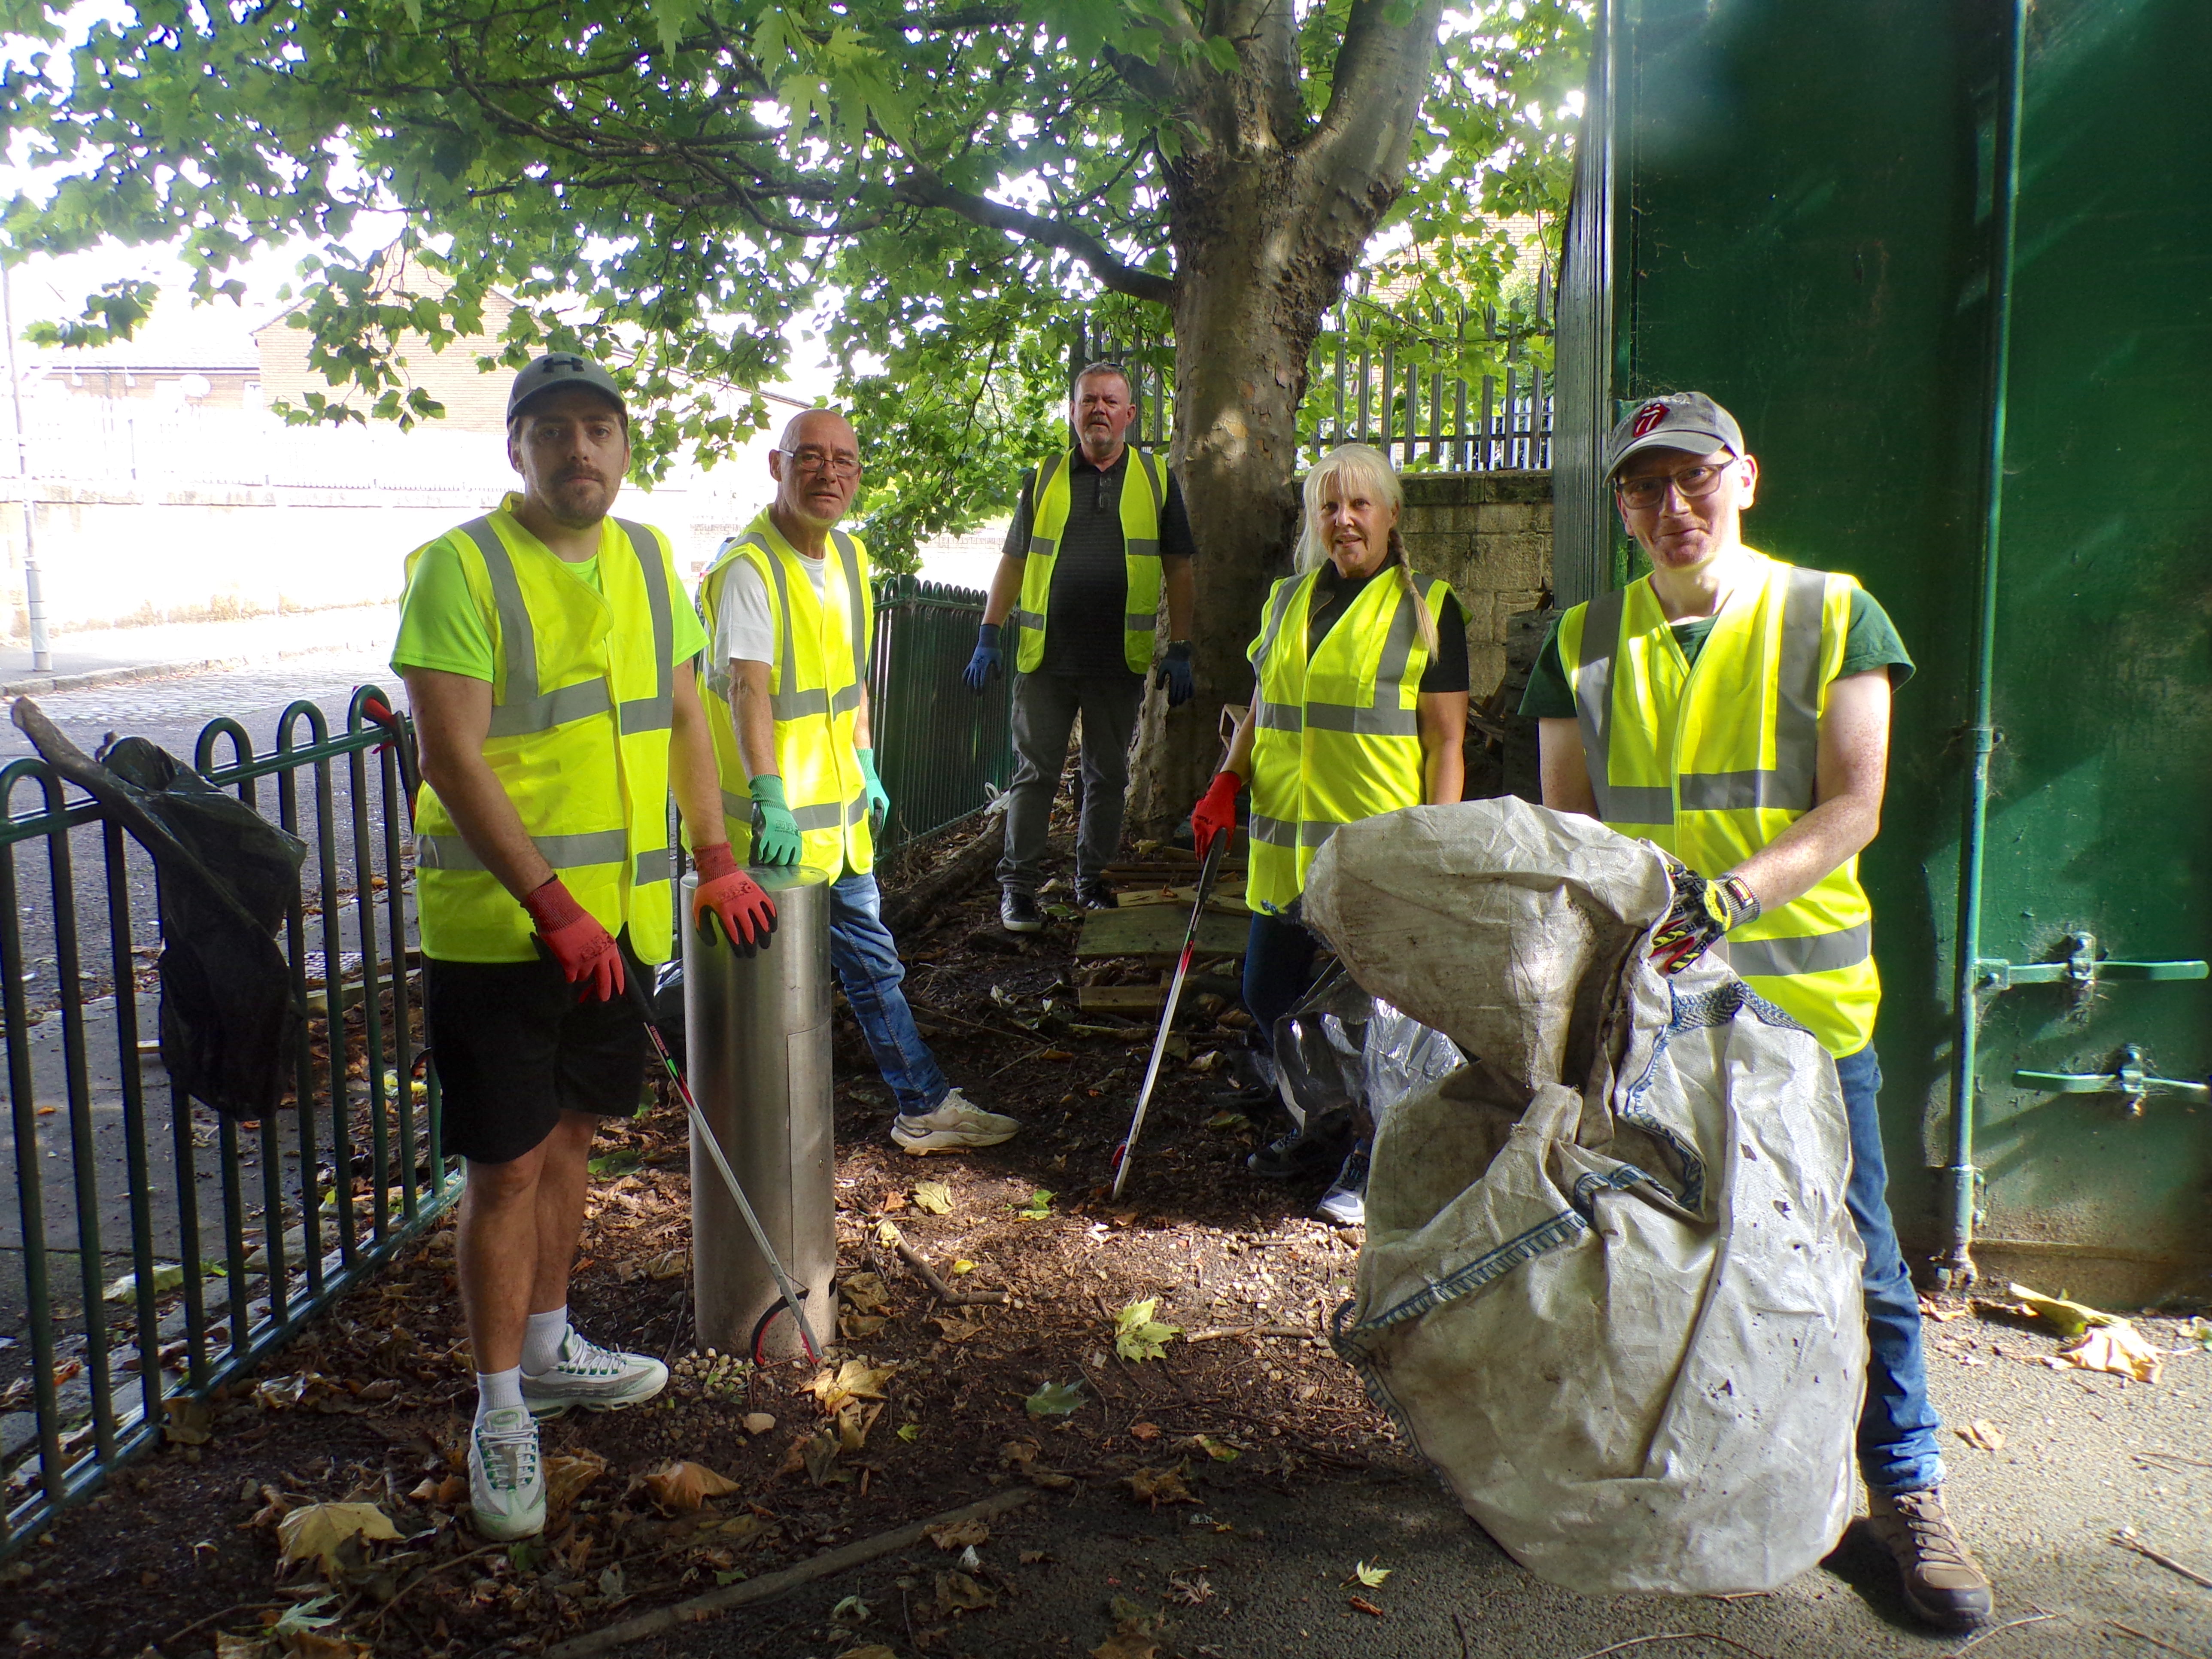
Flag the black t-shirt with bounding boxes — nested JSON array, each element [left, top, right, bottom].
[[1000, 448, 1198, 679], [1302, 562, 1470, 694]]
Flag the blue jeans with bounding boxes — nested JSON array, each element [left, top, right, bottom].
[[829, 871, 950, 1120], [1835, 1044, 1945, 1494]]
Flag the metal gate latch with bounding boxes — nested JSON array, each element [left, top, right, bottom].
[[2012, 1044, 2211, 1116], [1976, 932, 2208, 995]]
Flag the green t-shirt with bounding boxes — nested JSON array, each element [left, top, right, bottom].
[[1517, 584, 1914, 720], [392, 510, 707, 683]]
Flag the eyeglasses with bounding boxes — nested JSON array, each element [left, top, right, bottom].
[[1613, 460, 1736, 509], [778, 447, 861, 479]]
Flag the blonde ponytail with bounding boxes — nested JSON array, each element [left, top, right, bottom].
[[1387, 529, 1440, 659]]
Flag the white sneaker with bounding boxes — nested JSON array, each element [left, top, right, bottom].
[[520, 1329, 670, 1418], [468, 1406, 546, 1540], [890, 1088, 1022, 1155]]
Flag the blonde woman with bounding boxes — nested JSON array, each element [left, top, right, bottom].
[[1188, 443, 1468, 1218]]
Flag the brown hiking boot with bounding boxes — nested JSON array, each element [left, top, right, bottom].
[[1866, 1487, 1995, 1630]]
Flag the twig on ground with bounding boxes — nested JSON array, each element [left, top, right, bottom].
[[2104, 1619, 2211, 1658], [1563, 1635, 1773, 1659], [878, 1221, 1006, 1307], [902, 998, 1035, 1045], [1185, 1323, 1314, 1343], [540, 1487, 1039, 1658], [157, 1601, 286, 1651], [2113, 1529, 2212, 1589], [1943, 1610, 2060, 1657], [371, 1541, 513, 1624]]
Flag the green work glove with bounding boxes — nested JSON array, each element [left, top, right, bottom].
[[747, 774, 805, 866], [856, 746, 891, 833]]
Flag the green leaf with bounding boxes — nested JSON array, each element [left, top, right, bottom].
[[1352, 1560, 1392, 1587], [1015, 1190, 1055, 1221], [1112, 1297, 1182, 1362], [1024, 1379, 1085, 1419], [897, 1422, 922, 1443], [589, 1148, 642, 1179], [270, 1593, 340, 1636], [1193, 1434, 1238, 1462]]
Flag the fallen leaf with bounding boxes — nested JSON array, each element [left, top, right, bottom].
[[743, 1413, 777, 1435], [1113, 1297, 1182, 1363], [1025, 1380, 1085, 1418], [875, 1219, 906, 1249], [163, 1395, 215, 1446], [277, 1502, 402, 1577], [1192, 1434, 1238, 1462], [1347, 1594, 1387, 1617], [544, 1448, 606, 1513], [1957, 1420, 2005, 1452], [1015, 1189, 1055, 1221], [836, 1649, 898, 1659], [836, 1401, 882, 1452], [1917, 1295, 1968, 1323], [911, 1181, 955, 1215], [878, 1191, 908, 1215], [213, 1634, 269, 1659], [841, 1273, 893, 1315], [935, 1569, 997, 1612], [1091, 1638, 1158, 1659], [2040, 1323, 2163, 1383], [813, 1359, 897, 1415], [801, 1431, 846, 1486], [1351, 1559, 1392, 1587], [643, 1249, 688, 1281], [644, 1461, 741, 1511], [927, 1519, 990, 1550], [1128, 1421, 1162, 1442], [840, 1312, 889, 1339], [1204, 1112, 1248, 1131], [830, 1594, 870, 1623], [951, 1259, 976, 1276], [999, 1440, 1040, 1467], [2009, 1282, 2121, 1340], [897, 1422, 922, 1443], [934, 1314, 984, 1343], [284, 1632, 372, 1659], [1125, 1465, 1196, 1508], [104, 1262, 189, 1303]]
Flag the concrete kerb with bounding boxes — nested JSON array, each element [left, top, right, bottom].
[[0, 642, 386, 702]]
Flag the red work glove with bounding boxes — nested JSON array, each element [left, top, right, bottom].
[[521, 876, 624, 1002], [691, 841, 778, 957], [1191, 770, 1243, 859]]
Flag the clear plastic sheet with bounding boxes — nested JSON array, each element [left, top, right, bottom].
[[1269, 964, 1464, 1133]]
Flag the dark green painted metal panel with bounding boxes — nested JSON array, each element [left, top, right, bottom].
[[1598, 0, 2212, 1300]]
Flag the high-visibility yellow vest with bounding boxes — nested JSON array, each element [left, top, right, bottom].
[[1011, 446, 1167, 675], [1557, 549, 1878, 1055], [408, 503, 680, 964], [696, 512, 876, 875], [1245, 564, 1450, 913]]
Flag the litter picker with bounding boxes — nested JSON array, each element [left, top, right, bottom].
[[1109, 831, 1228, 1199], [623, 967, 823, 1364]]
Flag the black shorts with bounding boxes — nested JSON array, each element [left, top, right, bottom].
[[424, 937, 653, 1165]]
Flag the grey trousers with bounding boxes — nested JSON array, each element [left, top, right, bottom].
[[998, 669, 1145, 892]]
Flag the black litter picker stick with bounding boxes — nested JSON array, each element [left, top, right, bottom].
[[1110, 831, 1228, 1200], [623, 967, 822, 1364]]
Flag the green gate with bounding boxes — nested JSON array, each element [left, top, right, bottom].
[[1559, 0, 2212, 1304]]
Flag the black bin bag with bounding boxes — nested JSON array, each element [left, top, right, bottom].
[[14, 699, 307, 1119]]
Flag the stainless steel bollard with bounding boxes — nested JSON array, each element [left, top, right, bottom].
[[681, 866, 835, 1360]]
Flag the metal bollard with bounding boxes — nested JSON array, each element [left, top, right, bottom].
[[681, 866, 836, 1360]]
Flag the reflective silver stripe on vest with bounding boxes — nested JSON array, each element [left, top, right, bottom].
[[1248, 813, 1342, 851], [753, 529, 870, 721], [613, 518, 675, 735], [1126, 612, 1159, 634], [721, 787, 752, 819], [1299, 573, 1427, 738], [635, 850, 671, 885], [1250, 576, 1305, 678], [833, 528, 869, 690], [1024, 450, 1068, 561], [1718, 921, 1872, 977], [1254, 699, 1303, 734], [415, 828, 629, 872], [790, 790, 868, 831], [1572, 585, 1633, 820], [1675, 566, 1825, 814], [1011, 608, 1048, 633]]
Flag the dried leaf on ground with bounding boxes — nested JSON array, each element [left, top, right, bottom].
[[277, 1501, 402, 1576], [164, 1395, 215, 1446], [1347, 1594, 1388, 1617], [911, 1180, 955, 1215], [1113, 1297, 1182, 1362], [1125, 1465, 1196, 1508], [1917, 1295, 1968, 1322], [1351, 1560, 1392, 1587], [1192, 1434, 1238, 1462], [644, 1460, 741, 1511], [544, 1448, 607, 1513], [1091, 1638, 1158, 1659], [897, 1422, 922, 1443], [742, 1412, 777, 1435], [813, 1359, 897, 1414], [1000, 1440, 1040, 1468], [951, 1258, 976, 1275], [1957, 1420, 2006, 1452], [935, 1569, 997, 1612], [1128, 1421, 1162, 1441], [2009, 1282, 2122, 1340], [927, 1519, 991, 1550], [841, 1312, 889, 1340], [284, 1632, 373, 1659], [933, 1313, 985, 1343], [841, 1272, 893, 1315], [643, 1249, 688, 1281], [1025, 1380, 1085, 1418], [837, 1649, 898, 1659], [800, 1430, 846, 1486], [2040, 1324, 2164, 1383], [836, 1401, 883, 1452], [213, 1634, 267, 1659]]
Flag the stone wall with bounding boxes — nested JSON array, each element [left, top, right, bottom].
[[1395, 470, 1553, 699]]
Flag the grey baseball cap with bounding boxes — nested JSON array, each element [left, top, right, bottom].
[[507, 351, 626, 423], [1605, 391, 1745, 477]]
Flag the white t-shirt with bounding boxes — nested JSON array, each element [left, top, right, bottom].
[[707, 544, 828, 698]]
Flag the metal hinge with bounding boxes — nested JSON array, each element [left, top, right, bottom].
[[1977, 931, 2208, 994], [2012, 1044, 2211, 1117]]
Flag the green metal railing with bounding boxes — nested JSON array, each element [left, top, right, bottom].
[[0, 687, 454, 1555], [869, 575, 1013, 853]]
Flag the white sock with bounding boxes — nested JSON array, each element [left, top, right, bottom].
[[522, 1307, 570, 1376], [475, 1367, 524, 1419]]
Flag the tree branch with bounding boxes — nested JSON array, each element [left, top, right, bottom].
[[894, 167, 1175, 307], [1305, 0, 1446, 165]]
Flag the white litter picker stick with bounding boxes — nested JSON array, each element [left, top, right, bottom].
[[1109, 832, 1229, 1200]]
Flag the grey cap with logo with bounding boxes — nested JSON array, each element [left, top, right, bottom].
[[1604, 391, 1745, 478], [506, 352, 626, 423]]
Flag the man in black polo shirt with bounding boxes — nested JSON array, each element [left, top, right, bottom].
[[962, 362, 1199, 930]]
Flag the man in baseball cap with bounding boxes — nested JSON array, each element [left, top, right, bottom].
[[1519, 392, 1995, 1629], [506, 351, 626, 426]]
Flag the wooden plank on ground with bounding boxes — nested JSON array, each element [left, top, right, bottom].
[[1079, 983, 1167, 1013], [1077, 905, 1250, 960]]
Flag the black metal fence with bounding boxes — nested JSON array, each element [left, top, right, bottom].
[[0, 688, 451, 1556], [868, 576, 1013, 854]]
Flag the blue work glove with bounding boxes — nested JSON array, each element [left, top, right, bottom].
[[962, 622, 1004, 694], [1157, 639, 1195, 708], [856, 746, 891, 833], [747, 774, 805, 867]]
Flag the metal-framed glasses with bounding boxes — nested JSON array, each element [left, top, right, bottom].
[[1614, 460, 1736, 510], [779, 446, 862, 479]]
